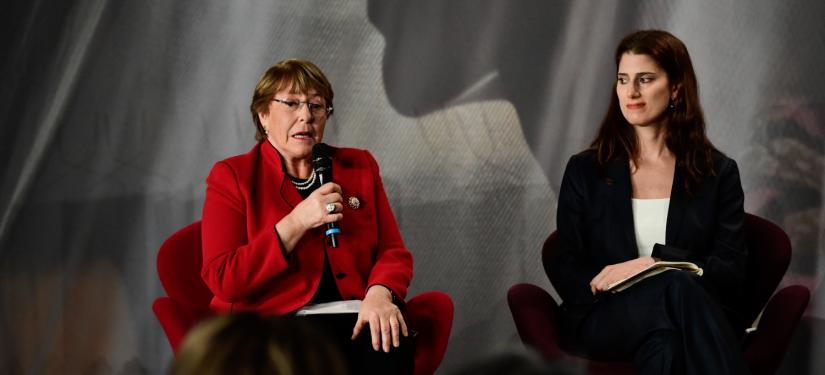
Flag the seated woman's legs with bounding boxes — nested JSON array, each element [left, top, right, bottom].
[[300, 313, 415, 375], [576, 271, 749, 375]]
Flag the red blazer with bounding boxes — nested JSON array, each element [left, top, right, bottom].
[[201, 142, 414, 314]]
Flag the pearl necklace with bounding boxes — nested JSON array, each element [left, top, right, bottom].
[[291, 169, 317, 190]]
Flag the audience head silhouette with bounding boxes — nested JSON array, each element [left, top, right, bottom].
[[171, 312, 347, 375]]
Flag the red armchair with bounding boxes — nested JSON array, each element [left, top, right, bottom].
[[508, 213, 810, 375], [153, 221, 453, 375]]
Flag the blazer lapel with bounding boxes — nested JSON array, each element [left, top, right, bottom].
[[666, 165, 686, 245], [607, 158, 639, 257], [260, 141, 303, 208], [279, 176, 303, 208]]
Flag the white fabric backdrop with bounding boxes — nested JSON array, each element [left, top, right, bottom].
[[2, 1, 824, 373]]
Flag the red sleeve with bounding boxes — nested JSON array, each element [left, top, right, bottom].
[[200, 161, 290, 303], [363, 151, 414, 300]]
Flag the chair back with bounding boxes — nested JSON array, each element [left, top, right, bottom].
[[741, 213, 791, 327], [541, 231, 559, 282], [157, 221, 214, 313]]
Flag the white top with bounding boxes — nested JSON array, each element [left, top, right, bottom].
[[632, 198, 670, 258], [294, 300, 361, 316]]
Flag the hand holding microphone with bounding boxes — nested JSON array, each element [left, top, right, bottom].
[[275, 143, 343, 252], [285, 183, 342, 230], [275, 181, 342, 254]]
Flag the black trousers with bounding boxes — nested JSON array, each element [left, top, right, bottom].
[[299, 313, 415, 375], [569, 271, 750, 375]]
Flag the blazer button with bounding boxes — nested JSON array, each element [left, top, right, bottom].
[[335, 272, 347, 279]]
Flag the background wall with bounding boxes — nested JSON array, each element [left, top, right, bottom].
[[2, 0, 824, 373]]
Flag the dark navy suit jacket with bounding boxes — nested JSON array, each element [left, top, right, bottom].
[[549, 150, 747, 317]]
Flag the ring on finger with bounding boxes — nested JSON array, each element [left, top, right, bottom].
[[325, 203, 336, 214]]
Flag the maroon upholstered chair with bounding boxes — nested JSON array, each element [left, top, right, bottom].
[[153, 221, 454, 375], [508, 213, 810, 375]]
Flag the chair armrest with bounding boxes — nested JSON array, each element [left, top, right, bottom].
[[406, 291, 454, 375], [744, 285, 810, 375], [507, 283, 567, 361], [152, 297, 214, 355]]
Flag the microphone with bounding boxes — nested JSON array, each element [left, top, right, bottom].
[[312, 143, 340, 248]]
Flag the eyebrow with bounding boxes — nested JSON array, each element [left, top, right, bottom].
[[280, 94, 324, 102], [283, 92, 321, 97], [617, 72, 658, 76]]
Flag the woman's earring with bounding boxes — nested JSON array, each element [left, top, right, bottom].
[[669, 98, 676, 110], [264, 127, 269, 135]]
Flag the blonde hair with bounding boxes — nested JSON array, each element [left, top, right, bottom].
[[250, 59, 335, 141], [171, 313, 347, 375]]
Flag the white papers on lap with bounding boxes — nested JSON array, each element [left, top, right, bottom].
[[294, 300, 362, 316], [606, 261, 703, 293]]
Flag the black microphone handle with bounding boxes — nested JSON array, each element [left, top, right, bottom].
[[317, 167, 340, 248]]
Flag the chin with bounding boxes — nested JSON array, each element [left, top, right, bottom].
[[625, 116, 646, 126]]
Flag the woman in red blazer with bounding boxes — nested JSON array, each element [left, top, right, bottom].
[[201, 59, 414, 373]]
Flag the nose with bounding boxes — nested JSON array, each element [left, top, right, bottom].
[[617, 84, 636, 102], [297, 103, 315, 123], [623, 81, 640, 98]]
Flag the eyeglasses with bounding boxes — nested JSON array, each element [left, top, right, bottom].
[[272, 98, 333, 117]]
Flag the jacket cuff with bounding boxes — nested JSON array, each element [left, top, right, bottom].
[[652, 243, 692, 262], [368, 284, 406, 310], [273, 224, 293, 265]]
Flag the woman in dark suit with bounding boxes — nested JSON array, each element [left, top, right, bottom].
[[550, 30, 750, 374], [200, 59, 414, 373]]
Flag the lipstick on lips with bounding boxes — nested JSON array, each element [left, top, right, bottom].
[[292, 131, 313, 141], [626, 102, 645, 109]]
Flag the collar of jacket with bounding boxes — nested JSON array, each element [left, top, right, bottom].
[[260, 141, 304, 209]]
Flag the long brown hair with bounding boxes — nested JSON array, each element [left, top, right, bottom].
[[590, 30, 716, 189]]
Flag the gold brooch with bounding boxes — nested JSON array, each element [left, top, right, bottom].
[[347, 196, 361, 210]]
